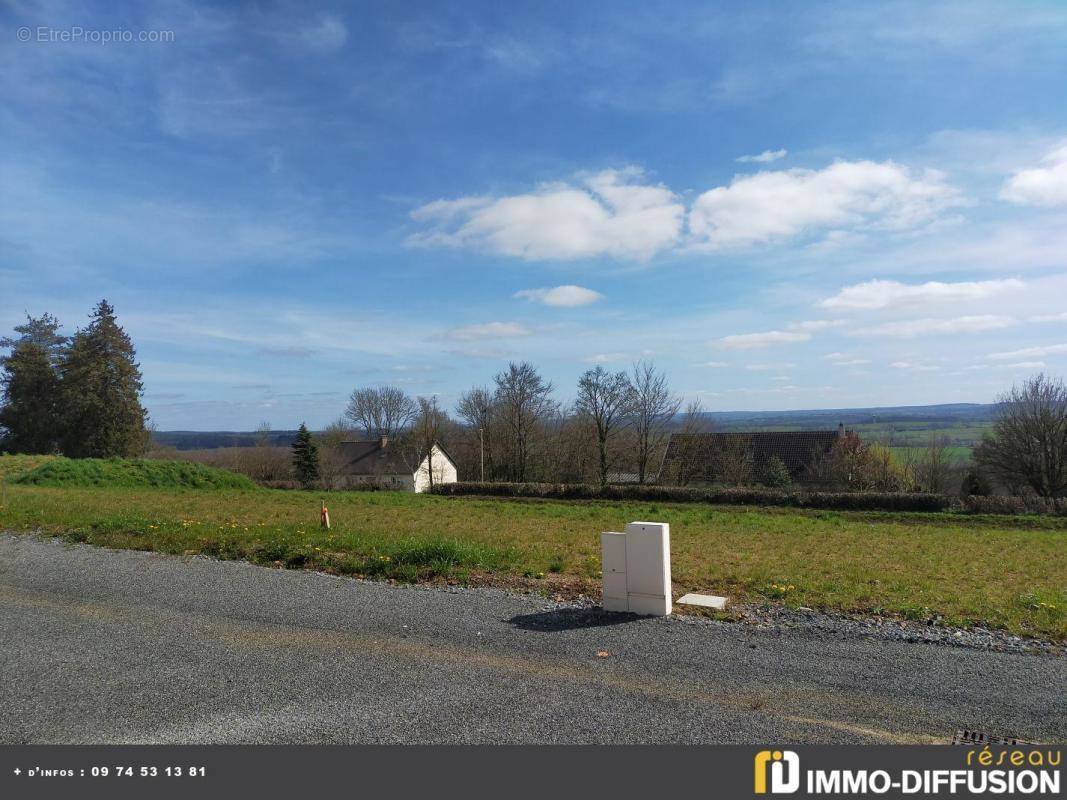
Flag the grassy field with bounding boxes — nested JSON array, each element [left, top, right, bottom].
[[0, 454, 57, 480], [0, 467, 1063, 641], [12, 456, 255, 490], [888, 445, 975, 462]]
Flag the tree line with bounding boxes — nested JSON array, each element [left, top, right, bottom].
[[312, 361, 682, 489], [3, 306, 1063, 499], [0, 302, 148, 457], [324, 365, 1067, 498]]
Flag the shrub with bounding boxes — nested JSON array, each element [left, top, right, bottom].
[[431, 481, 1067, 515], [960, 467, 993, 497], [958, 495, 1067, 516], [760, 456, 792, 488], [431, 481, 955, 512]]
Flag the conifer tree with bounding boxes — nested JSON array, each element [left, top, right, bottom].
[[0, 313, 68, 366], [0, 341, 60, 453], [292, 422, 320, 489], [0, 313, 67, 453], [58, 300, 147, 458]]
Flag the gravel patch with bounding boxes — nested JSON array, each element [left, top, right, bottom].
[[2, 532, 1064, 744]]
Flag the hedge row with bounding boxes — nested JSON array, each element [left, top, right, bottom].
[[430, 481, 1067, 516]]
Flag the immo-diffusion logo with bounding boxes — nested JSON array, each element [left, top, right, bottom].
[[752, 747, 1061, 795], [754, 750, 801, 794]]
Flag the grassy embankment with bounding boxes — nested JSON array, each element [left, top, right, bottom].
[[0, 455, 1063, 641]]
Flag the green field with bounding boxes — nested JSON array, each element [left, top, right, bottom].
[[12, 455, 256, 490], [735, 421, 990, 463], [1, 454, 1063, 642]]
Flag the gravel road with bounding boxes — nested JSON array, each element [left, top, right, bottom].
[[1, 534, 1063, 744]]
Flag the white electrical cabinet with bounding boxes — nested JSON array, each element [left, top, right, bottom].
[[599, 521, 672, 616]]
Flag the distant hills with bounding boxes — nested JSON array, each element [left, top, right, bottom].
[[705, 402, 995, 430], [153, 402, 997, 450], [152, 430, 303, 450]]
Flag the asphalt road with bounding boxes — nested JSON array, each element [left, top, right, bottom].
[[1, 534, 1063, 744]]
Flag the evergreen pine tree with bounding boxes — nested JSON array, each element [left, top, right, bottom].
[[0, 341, 60, 453], [58, 300, 148, 458], [291, 422, 320, 489], [0, 313, 69, 366], [0, 313, 67, 453]]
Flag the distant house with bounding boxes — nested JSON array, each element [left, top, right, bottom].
[[659, 425, 847, 485], [333, 436, 458, 492]]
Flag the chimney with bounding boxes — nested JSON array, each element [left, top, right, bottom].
[[837, 422, 845, 437], [379, 435, 389, 448]]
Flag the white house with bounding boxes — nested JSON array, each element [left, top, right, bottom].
[[333, 436, 458, 492]]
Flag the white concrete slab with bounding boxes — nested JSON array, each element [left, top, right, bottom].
[[677, 593, 728, 610]]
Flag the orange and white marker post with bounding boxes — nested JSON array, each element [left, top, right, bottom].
[[320, 501, 331, 530]]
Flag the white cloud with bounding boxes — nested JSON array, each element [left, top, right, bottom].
[[736, 148, 787, 164], [514, 285, 603, 307], [698, 361, 730, 368], [890, 361, 937, 371], [410, 159, 962, 260], [788, 319, 845, 331], [966, 360, 1048, 371], [584, 353, 627, 364], [715, 330, 811, 350], [409, 168, 684, 261], [988, 343, 1067, 360], [688, 160, 963, 249], [1000, 361, 1047, 370], [1001, 143, 1067, 207], [1030, 312, 1067, 323], [851, 315, 1014, 338], [443, 321, 531, 341], [823, 352, 871, 366], [820, 278, 1024, 310], [745, 362, 796, 371]]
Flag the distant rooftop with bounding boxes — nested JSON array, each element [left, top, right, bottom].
[[661, 428, 845, 481]]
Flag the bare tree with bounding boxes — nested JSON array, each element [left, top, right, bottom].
[[867, 440, 909, 492], [345, 386, 417, 439], [630, 361, 681, 484], [664, 398, 714, 486], [715, 434, 753, 486], [457, 386, 495, 482], [575, 366, 634, 486], [318, 416, 354, 448], [913, 434, 956, 493], [806, 430, 871, 489], [493, 362, 556, 482], [254, 420, 273, 448], [544, 408, 597, 483], [976, 373, 1067, 497], [317, 416, 355, 490]]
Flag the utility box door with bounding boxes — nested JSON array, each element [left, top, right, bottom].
[[601, 531, 627, 575], [600, 531, 628, 612], [624, 521, 671, 608]]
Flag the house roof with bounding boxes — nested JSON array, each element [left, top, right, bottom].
[[660, 429, 843, 481], [335, 439, 456, 476], [336, 440, 416, 476]]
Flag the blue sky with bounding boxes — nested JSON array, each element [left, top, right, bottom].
[[2, 1, 1067, 430]]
